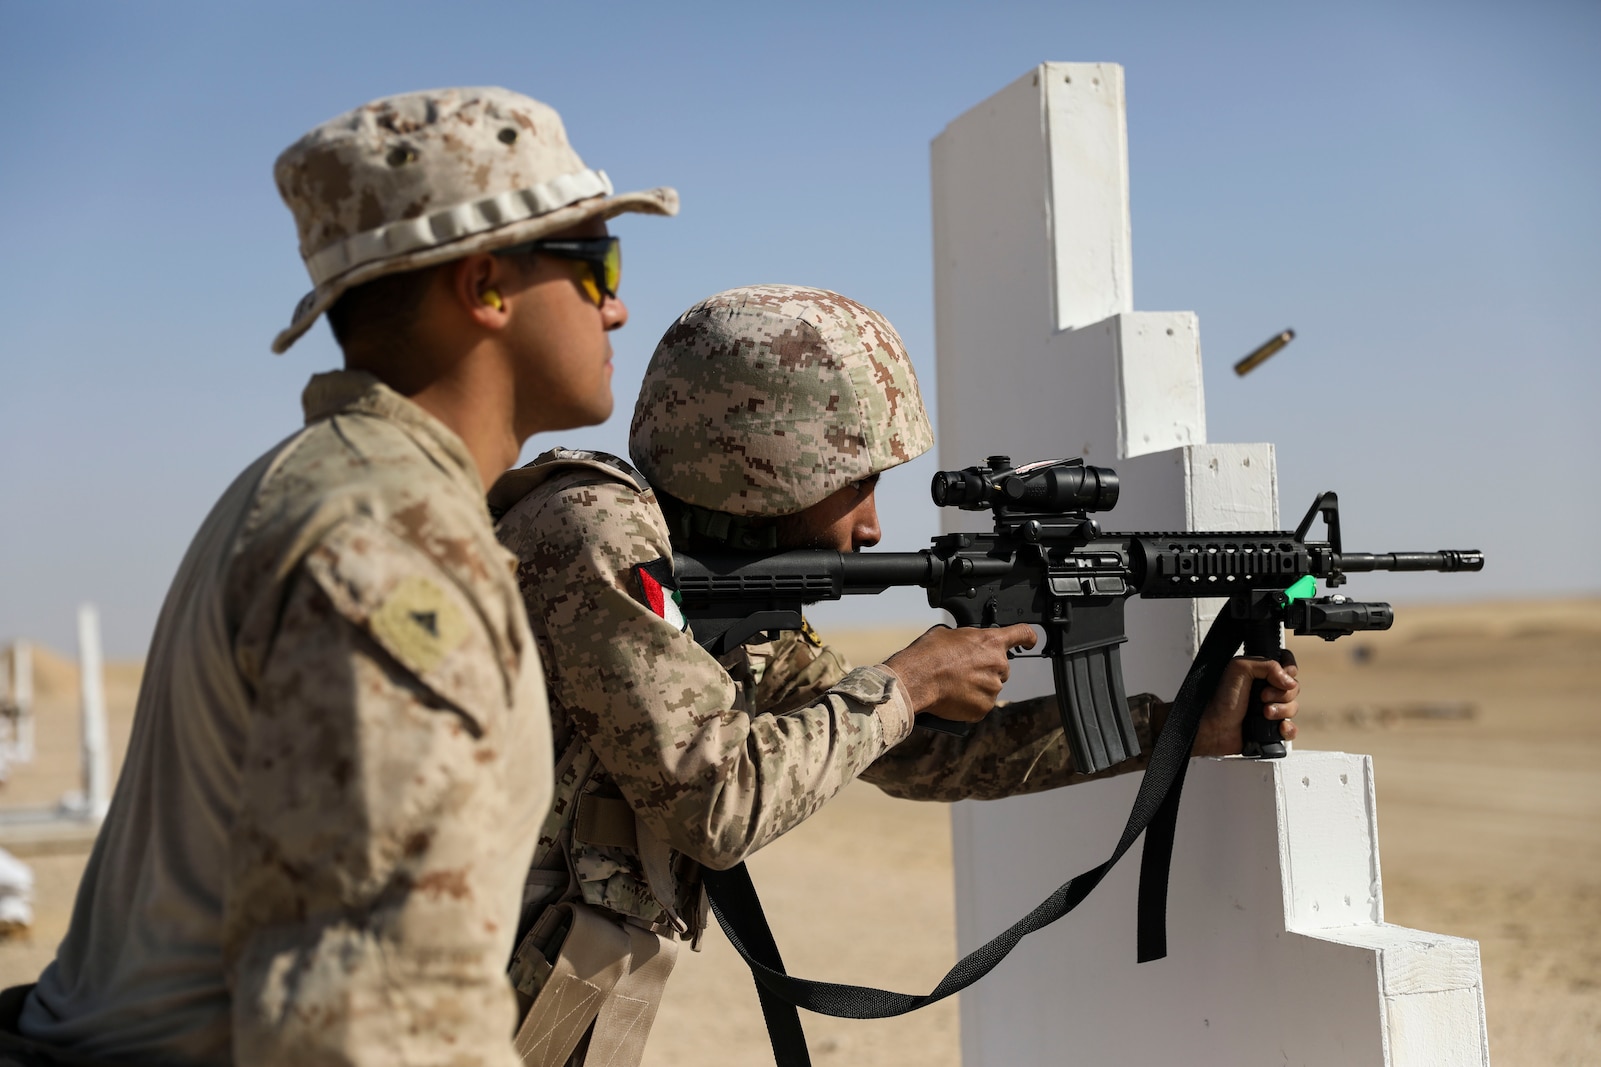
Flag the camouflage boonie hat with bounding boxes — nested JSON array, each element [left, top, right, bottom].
[[271, 87, 678, 353], [629, 285, 933, 516]]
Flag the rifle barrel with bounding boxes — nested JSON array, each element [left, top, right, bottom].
[[1334, 550, 1484, 573]]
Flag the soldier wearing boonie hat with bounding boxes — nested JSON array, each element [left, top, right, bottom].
[[488, 285, 1302, 1066], [10, 88, 674, 1067], [270, 87, 675, 354]]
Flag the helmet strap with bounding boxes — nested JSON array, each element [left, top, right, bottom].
[[669, 502, 780, 551]]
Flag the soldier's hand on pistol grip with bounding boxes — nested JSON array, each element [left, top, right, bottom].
[[882, 623, 1039, 723], [1188, 652, 1301, 757]]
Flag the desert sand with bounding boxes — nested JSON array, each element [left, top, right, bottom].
[[0, 598, 1595, 1065]]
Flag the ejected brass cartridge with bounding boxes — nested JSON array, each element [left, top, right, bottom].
[[1233, 329, 1295, 376]]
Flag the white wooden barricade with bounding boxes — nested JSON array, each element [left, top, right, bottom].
[[931, 64, 1489, 1066], [0, 642, 36, 776], [75, 605, 111, 821], [0, 605, 111, 839]]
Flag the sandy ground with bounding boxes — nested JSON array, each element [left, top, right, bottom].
[[0, 599, 1595, 1065]]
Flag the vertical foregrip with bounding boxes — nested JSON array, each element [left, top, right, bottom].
[[1239, 620, 1288, 758]]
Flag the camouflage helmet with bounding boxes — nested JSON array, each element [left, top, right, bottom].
[[271, 87, 678, 353], [629, 285, 933, 517]]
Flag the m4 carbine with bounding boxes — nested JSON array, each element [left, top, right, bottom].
[[675, 456, 1484, 774]]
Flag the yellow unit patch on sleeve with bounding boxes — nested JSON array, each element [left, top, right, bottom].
[[371, 575, 469, 676]]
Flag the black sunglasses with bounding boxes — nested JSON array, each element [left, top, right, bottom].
[[499, 235, 620, 307]]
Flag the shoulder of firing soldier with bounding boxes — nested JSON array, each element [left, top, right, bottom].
[[493, 452, 671, 585]]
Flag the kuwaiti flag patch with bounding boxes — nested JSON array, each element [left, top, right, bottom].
[[634, 558, 686, 631]]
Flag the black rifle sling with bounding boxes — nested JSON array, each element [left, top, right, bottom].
[[699, 861, 814, 1067], [699, 610, 1249, 1065]]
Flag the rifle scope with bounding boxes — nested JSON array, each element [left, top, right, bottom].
[[931, 456, 1120, 514]]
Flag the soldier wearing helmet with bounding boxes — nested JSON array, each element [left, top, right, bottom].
[[490, 285, 1299, 1066], [12, 88, 674, 1067]]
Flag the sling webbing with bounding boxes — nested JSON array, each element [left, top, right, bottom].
[[700, 610, 1250, 1067]]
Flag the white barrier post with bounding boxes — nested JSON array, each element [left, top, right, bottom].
[[75, 605, 111, 821], [0, 642, 35, 779], [931, 63, 1488, 1066], [13, 641, 34, 765]]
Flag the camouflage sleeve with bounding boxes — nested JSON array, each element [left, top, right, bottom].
[[500, 478, 913, 869], [224, 517, 524, 1067], [747, 626, 852, 716], [861, 692, 1166, 801]]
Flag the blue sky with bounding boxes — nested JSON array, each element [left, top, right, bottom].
[[2, 1, 1597, 657]]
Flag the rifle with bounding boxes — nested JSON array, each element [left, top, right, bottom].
[[675, 455, 1483, 774]]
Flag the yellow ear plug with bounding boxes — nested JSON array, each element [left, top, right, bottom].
[[482, 289, 504, 311]]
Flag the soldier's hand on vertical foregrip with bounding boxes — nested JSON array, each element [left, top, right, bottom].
[[882, 624, 1038, 723], [1190, 654, 1301, 757]]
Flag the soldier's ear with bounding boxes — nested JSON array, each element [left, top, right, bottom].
[[453, 254, 512, 330]]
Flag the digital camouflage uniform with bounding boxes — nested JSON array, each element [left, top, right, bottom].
[[14, 87, 677, 1067], [489, 287, 1163, 1065]]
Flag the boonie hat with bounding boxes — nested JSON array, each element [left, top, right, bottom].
[[272, 86, 677, 353]]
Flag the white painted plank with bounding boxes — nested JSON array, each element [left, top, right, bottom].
[[931, 66, 1053, 473], [1278, 751, 1384, 929], [1042, 62, 1133, 329], [1116, 312, 1206, 458], [75, 604, 110, 821]]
